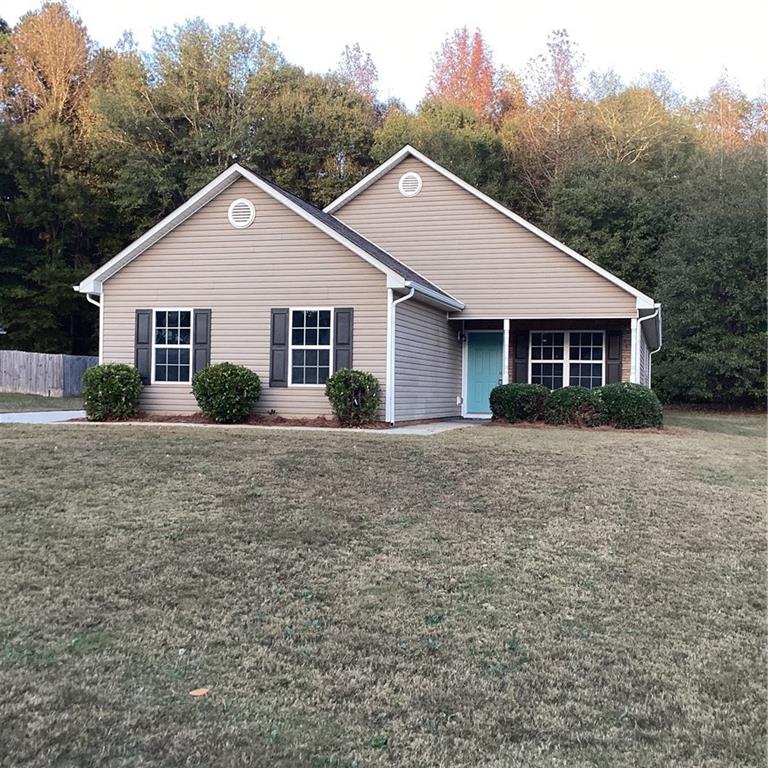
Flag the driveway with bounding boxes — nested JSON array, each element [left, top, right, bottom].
[[0, 410, 85, 424]]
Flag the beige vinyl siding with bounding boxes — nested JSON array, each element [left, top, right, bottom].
[[394, 298, 462, 421], [102, 178, 388, 415], [336, 157, 637, 319]]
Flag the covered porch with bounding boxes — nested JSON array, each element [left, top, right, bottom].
[[449, 317, 641, 418]]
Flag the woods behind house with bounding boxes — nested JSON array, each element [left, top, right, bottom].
[[0, 6, 765, 405]]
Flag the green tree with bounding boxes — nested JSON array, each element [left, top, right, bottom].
[[243, 64, 380, 206], [373, 99, 515, 207], [652, 147, 767, 404]]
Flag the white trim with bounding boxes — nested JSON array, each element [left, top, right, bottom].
[[398, 171, 422, 197], [150, 308, 194, 385], [98, 294, 104, 364], [386, 288, 415, 423], [502, 319, 510, 384], [629, 318, 638, 384], [385, 289, 394, 422], [227, 197, 255, 228], [287, 307, 334, 388], [461, 330, 504, 417], [325, 145, 655, 309], [637, 304, 662, 387], [528, 330, 606, 389], [75, 163, 461, 311], [77, 171, 242, 294], [85, 293, 103, 363]]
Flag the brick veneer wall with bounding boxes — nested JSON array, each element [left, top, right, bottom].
[[506, 319, 631, 384]]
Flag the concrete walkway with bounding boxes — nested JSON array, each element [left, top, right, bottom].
[[0, 410, 85, 424], [4, 414, 483, 435]]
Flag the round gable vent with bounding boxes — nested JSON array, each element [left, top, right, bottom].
[[398, 171, 422, 197], [228, 198, 255, 228]]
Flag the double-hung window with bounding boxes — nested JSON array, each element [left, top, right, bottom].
[[530, 331, 605, 389], [290, 309, 332, 385], [153, 310, 192, 383]]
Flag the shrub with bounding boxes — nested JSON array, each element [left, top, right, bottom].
[[192, 363, 261, 423], [82, 363, 142, 421], [325, 369, 380, 426], [489, 383, 549, 422], [598, 382, 664, 429], [544, 386, 606, 427]]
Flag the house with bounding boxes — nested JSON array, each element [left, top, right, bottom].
[[75, 145, 661, 422]]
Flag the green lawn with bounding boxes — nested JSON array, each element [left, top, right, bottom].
[[0, 412, 765, 767], [0, 392, 83, 412]]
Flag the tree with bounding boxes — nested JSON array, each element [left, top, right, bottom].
[[336, 43, 378, 103], [499, 30, 588, 215], [652, 147, 767, 405], [590, 87, 671, 166], [0, 2, 94, 133], [695, 73, 765, 154], [427, 27, 500, 122], [372, 99, 514, 207], [243, 64, 380, 206]]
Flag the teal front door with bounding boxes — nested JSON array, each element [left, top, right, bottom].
[[466, 332, 503, 414]]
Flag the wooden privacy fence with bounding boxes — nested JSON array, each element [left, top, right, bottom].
[[0, 351, 99, 397]]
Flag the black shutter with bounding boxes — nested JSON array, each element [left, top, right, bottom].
[[193, 309, 211, 375], [513, 330, 529, 383], [135, 309, 152, 384], [333, 308, 354, 371], [606, 330, 622, 384], [270, 308, 289, 387]]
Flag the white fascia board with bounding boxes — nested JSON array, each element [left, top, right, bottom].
[[77, 162, 414, 295], [405, 280, 464, 311], [326, 145, 655, 308], [233, 165, 406, 285], [76, 168, 244, 294], [324, 145, 412, 214]]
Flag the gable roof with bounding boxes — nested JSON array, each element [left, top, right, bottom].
[[75, 163, 464, 311], [325, 145, 655, 309]]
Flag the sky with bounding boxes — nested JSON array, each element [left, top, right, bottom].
[[3, 0, 766, 107]]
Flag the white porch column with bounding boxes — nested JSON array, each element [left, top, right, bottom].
[[502, 318, 510, 384], [629, 317, 638, 383]]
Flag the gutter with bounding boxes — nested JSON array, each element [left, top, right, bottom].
[[637, 304, 662, 386], [85, 293, 101, 308], [386, 287, 416, 424], [404, 280, 464, 311]]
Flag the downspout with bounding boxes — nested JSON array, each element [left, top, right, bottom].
[[637, 305, 661, 387], [387, 287, 415, 425], [85, 293, 103, 364]]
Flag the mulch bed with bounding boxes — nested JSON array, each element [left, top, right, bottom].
[[74, 412, 394, 429]]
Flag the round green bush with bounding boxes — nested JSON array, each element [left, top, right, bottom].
[[325, 368, 380, 426], [544, 386, 606, 427], [489, 383, 549, 422], [192, 363, 261, 423], [82, 363, 142, 421], [598, 382, 663, 429]]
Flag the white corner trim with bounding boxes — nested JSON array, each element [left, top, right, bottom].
[[386, 287, 415, 424], [325, 145, 655, 308]]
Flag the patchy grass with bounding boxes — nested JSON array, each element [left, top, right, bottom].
[[0, 392, 83, 412], [0, 412, 765, 767]]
